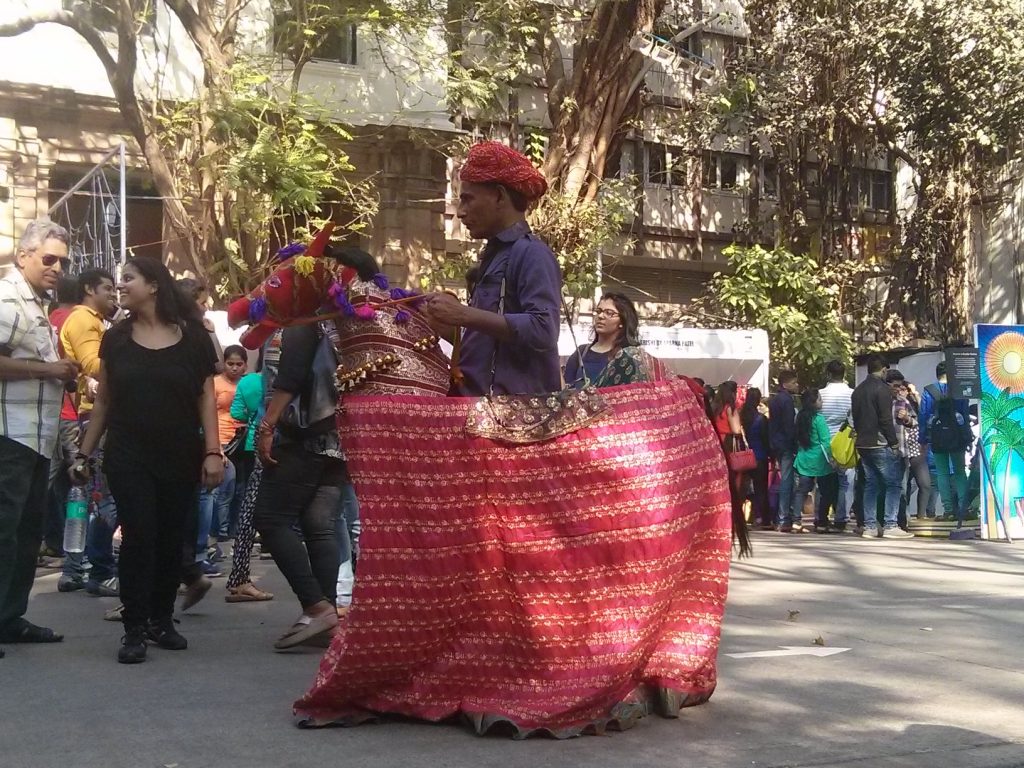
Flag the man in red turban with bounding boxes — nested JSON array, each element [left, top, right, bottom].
[[424, 141, 562, 395]]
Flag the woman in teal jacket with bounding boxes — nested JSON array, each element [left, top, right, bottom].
[[792, 388, 840, 534], [222, 333, 281, 602]]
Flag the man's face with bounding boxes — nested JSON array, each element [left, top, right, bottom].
[[783, 378, 800, 394], [457, 182, 502, 240], [85, 278, 116, 317], [16, 236, 68, 294]]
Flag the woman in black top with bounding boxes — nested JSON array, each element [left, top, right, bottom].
[[73, 257, 223, 664]]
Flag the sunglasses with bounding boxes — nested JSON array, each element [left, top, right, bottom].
[[594, 309, 620, 318], [40, 253, 71, 269]]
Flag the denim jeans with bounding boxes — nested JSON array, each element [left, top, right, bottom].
[[63, 417, 117, 582], [335, 483, 360, 607], [197, 459, 235, 561], [860, 447, 904, 530], [776, 452, 798, 526], [933, 450, 968, 520], [792, 472, 841, 529], [63, 494, 118, 582]]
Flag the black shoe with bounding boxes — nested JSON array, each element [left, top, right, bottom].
[[118, 626, 148, 664], [146, 618, 188, 650]]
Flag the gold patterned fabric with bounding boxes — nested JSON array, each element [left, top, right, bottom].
[[464, 385, 610, 444], [294, 378, 733, 737]]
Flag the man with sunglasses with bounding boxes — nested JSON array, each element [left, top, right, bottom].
[[0, 218, 80, 654]]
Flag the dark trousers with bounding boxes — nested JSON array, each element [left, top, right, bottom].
[[107, 469, 197, 628], [0, 437, 50, 633], [750, 458, 771, 526], [254, 442, 342, 609]]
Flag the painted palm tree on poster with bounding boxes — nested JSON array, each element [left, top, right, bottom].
[[976, 325, 1024, 539]]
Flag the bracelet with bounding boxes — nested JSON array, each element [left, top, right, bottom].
[[258, 419, 276, 435], [205, 450, 223, 459]]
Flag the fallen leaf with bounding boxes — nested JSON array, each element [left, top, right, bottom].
[[812, 635, 825, 646], [787, 610, 801, 621], [920, 627, 933, 631]]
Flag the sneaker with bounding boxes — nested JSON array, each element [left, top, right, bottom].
[[58, 575, 86, 593], [104, 604, 125, 622], [856, 527, 878, 538], [118, 626, 148, 664], [883, 527, 915, 539], [199, 560, 222, 578], [208, 545, 226, 564], [85, 577, 120, 597], [146, 617, 188, 650]]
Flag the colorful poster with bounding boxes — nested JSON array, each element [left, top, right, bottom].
[[975, 324, 1024, 540]]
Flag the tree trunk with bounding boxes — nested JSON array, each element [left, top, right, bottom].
[[542, 0, 667, 206]]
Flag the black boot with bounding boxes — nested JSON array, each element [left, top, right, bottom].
[[118, 625, 148, 664], [146, 617, 187, 650]]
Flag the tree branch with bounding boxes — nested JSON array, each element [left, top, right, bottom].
[[0, 9, 118, 82]]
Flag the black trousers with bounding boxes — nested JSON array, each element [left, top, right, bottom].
[[106, 469, 198, 628], [254, 442, 342, 609], [0, 436, 50, 633]]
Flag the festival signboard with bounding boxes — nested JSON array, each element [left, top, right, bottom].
[[975, 324, 1024, 540]]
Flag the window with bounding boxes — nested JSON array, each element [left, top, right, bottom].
[[647, 144, 667, 185], [63, 0, 154, 34], [702, 151, 716, 188], [646, 145, 688, 187], [720, 156, 738, 189], [703, 152, 744, 191], [848, 169, 893, 211], [274, 16, 358, 66], [761, 160, 779, 198]]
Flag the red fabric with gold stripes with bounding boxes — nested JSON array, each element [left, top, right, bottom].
[[294, 378, 732, 737]]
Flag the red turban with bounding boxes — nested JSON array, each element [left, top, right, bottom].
[[459, 141, 548, 202]]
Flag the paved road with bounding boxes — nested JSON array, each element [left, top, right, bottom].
[[3, 533, 1023, 768]]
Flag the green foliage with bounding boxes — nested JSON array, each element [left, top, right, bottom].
[[696, 244, 853, 386]]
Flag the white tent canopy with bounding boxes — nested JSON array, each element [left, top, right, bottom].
[[560, 325, 770, 392]]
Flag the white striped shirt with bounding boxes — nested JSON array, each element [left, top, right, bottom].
[[820, 381, 853, 438], [0, 267, 62, 457]]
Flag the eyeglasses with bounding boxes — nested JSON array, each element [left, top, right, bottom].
[[39, 253, 70, 269], [594, 309, 620, 318]]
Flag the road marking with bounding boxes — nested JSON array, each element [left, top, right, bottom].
[[726, 646, 851, 659]]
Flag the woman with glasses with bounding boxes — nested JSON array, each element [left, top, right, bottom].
[[564, 292, 662, 388]]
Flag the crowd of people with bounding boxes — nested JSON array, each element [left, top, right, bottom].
[[0, 144, 671, 669], [708, 355, 979, 540], [3, 139, 966, 736]]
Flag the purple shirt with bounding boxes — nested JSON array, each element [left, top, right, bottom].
[[457, 221, 562, 396]]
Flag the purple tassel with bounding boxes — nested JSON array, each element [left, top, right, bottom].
[[354, 303, 376, 320], [248, 296, 267, 322], [389, 287, 408, 300], [275, 242, 307, 261], [372, 273, 390, 290], [395, 308, 412, 323]]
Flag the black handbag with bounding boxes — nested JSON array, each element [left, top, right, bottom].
[[223, 425, 248, 459]]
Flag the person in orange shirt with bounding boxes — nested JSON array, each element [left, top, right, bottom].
[[57, 269, 120, 597], [194, 345, 247, 574]]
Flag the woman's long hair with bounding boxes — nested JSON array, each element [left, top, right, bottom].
[[739, 387, 762, 434], [711, 380, 738, 419], [593, 292, 641, 349], [796, 388, 821, 449], [125, 258, 203, 327]]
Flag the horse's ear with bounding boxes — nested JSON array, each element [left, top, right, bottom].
[[328, 245, 381, 282]]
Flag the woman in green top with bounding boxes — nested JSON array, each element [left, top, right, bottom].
[[792, 388, 841, 534]]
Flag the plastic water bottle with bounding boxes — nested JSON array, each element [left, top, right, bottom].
[[63, 486, 89, 554]]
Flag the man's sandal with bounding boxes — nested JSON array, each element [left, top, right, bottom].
[[0, 620, 64, 644]]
